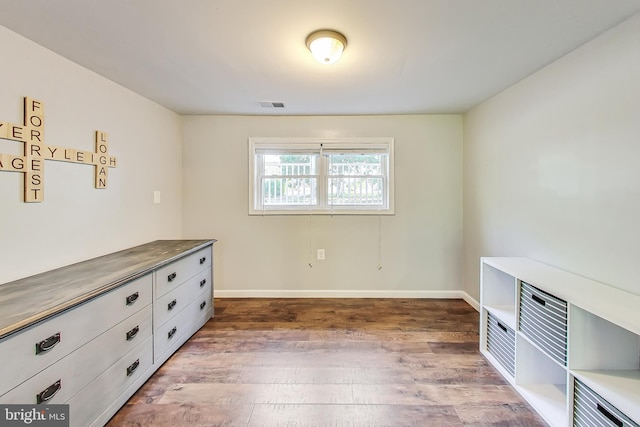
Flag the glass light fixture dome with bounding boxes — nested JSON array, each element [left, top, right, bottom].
[[306, 30, 347, 64]]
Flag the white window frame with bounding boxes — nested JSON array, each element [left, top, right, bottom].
[[249, 137, 395, 215]]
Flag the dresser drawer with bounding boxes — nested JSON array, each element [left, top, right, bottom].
[[519, 281, 568, 366], [486, 311, 515, 377], [154, 247, 212, 298], [154, 267, 211, 328], [574, 378, 639, 427], [154, 286, 211, 361], [0, 274, 152, 396], [154, 303, 192, 360], [185, 286, 213, 337], [67, 336, 153, 427], [0, 305, 152, 404]]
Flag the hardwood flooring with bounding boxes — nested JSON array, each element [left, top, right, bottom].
[[107, 298, 546, 426]]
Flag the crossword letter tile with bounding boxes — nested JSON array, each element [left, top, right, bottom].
[[10, 125, 27, 142], [0, 121, 8, 139]]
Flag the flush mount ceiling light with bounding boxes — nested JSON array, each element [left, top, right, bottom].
[[306, 29, 347, 64]]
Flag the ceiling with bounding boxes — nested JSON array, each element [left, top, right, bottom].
[[1, 1, 639, 116]]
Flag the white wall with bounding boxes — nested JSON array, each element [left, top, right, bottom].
[[0, 26, 183, 284], [182, 115, 462, 296], [463, 14, 640, 300]]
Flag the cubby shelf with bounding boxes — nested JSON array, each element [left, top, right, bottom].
[[484, 304, 516, 330], [572, 370, 640, 424], [480, 257, 640, 427], [517, 384, 567, 427]]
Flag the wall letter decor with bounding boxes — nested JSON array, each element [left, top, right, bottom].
[[0, 97, 117, 202]]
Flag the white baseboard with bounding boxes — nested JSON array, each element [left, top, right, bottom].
[[460, 291, 480, 311], [215, 289, 480, 311]]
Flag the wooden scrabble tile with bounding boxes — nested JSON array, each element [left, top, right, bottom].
[[25, 141, 44, 158], [0, 121, 9, 139], [26, 126, 44, 144], [95, 164, 108, 188], [74, 150, 91, 165], [23, 97, 44, 121], [43, 145, 63, 161], [9, 125, 27, 142], [61, 148, 76, 162]]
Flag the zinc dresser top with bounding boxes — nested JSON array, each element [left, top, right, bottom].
[[0, 239, 215, 340]]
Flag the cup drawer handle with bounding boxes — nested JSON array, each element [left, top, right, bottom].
[[531, 294, 546, 306], [168, 327, 177, 339], [199, 257, 206, 265], [35, 332, 61, 355], [126, 326, 140, 341], [126, 359, 140, 377], [597, 403, 623, 427], [36, 379, 61, 404], [168, 299, 177, 311], [200, 301, 207, 310], [200, 279, 207, 288], [167, 272, 177, 282], [126, 292, 139, 306], [497, 322, 508, 332]]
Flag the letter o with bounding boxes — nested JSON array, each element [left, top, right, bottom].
[[29, 116, 42, 127]]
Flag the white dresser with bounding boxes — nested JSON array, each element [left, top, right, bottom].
[[480, 257, 640, 427], [0, 239, 215, 427]]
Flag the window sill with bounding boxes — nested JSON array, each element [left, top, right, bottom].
[[249, 208, 395, 216]]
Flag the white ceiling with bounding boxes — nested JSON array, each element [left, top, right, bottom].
[[1, 1, 639, 115]]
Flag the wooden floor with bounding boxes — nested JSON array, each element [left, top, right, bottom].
[[107, 298, 546, 426]]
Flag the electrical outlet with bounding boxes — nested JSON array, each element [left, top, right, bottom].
[[153, 191, 161, 204], [317, 249, 325, 260]]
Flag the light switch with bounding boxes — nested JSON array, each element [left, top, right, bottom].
[[153, 191, 161, 204]]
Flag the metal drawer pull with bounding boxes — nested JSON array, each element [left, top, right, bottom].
[[126, 326, 140, 341], [35, 332, 61, 355], [168, 327, 177, 339], [36, 380, 61, 404], [200, 301, 206, 310], [126, 359, 140, 377], [167, 272, 177, 282], [200, 279, 207, 287], [125, 292, 139, 305], [168, 299, 177, 311], [200, 257, 206, 264], [597, 403, 623, 427], [497, 322, 508, 333], [531, 294, 546, 306]]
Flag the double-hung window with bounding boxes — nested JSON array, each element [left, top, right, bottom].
[[249, 138, 394, 215]]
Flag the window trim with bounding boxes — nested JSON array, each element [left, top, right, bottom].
[[249, 137, 395, 215]]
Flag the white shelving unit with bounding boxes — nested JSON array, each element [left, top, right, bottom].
[[480, 257, 640, 427]]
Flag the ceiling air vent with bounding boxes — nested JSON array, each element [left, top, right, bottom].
[[258, 101, 285, 108]]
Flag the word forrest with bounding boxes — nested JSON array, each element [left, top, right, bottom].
[[0, 97, 117, 202]]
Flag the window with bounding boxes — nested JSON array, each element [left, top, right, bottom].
[[249, 138, 394, 215]]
